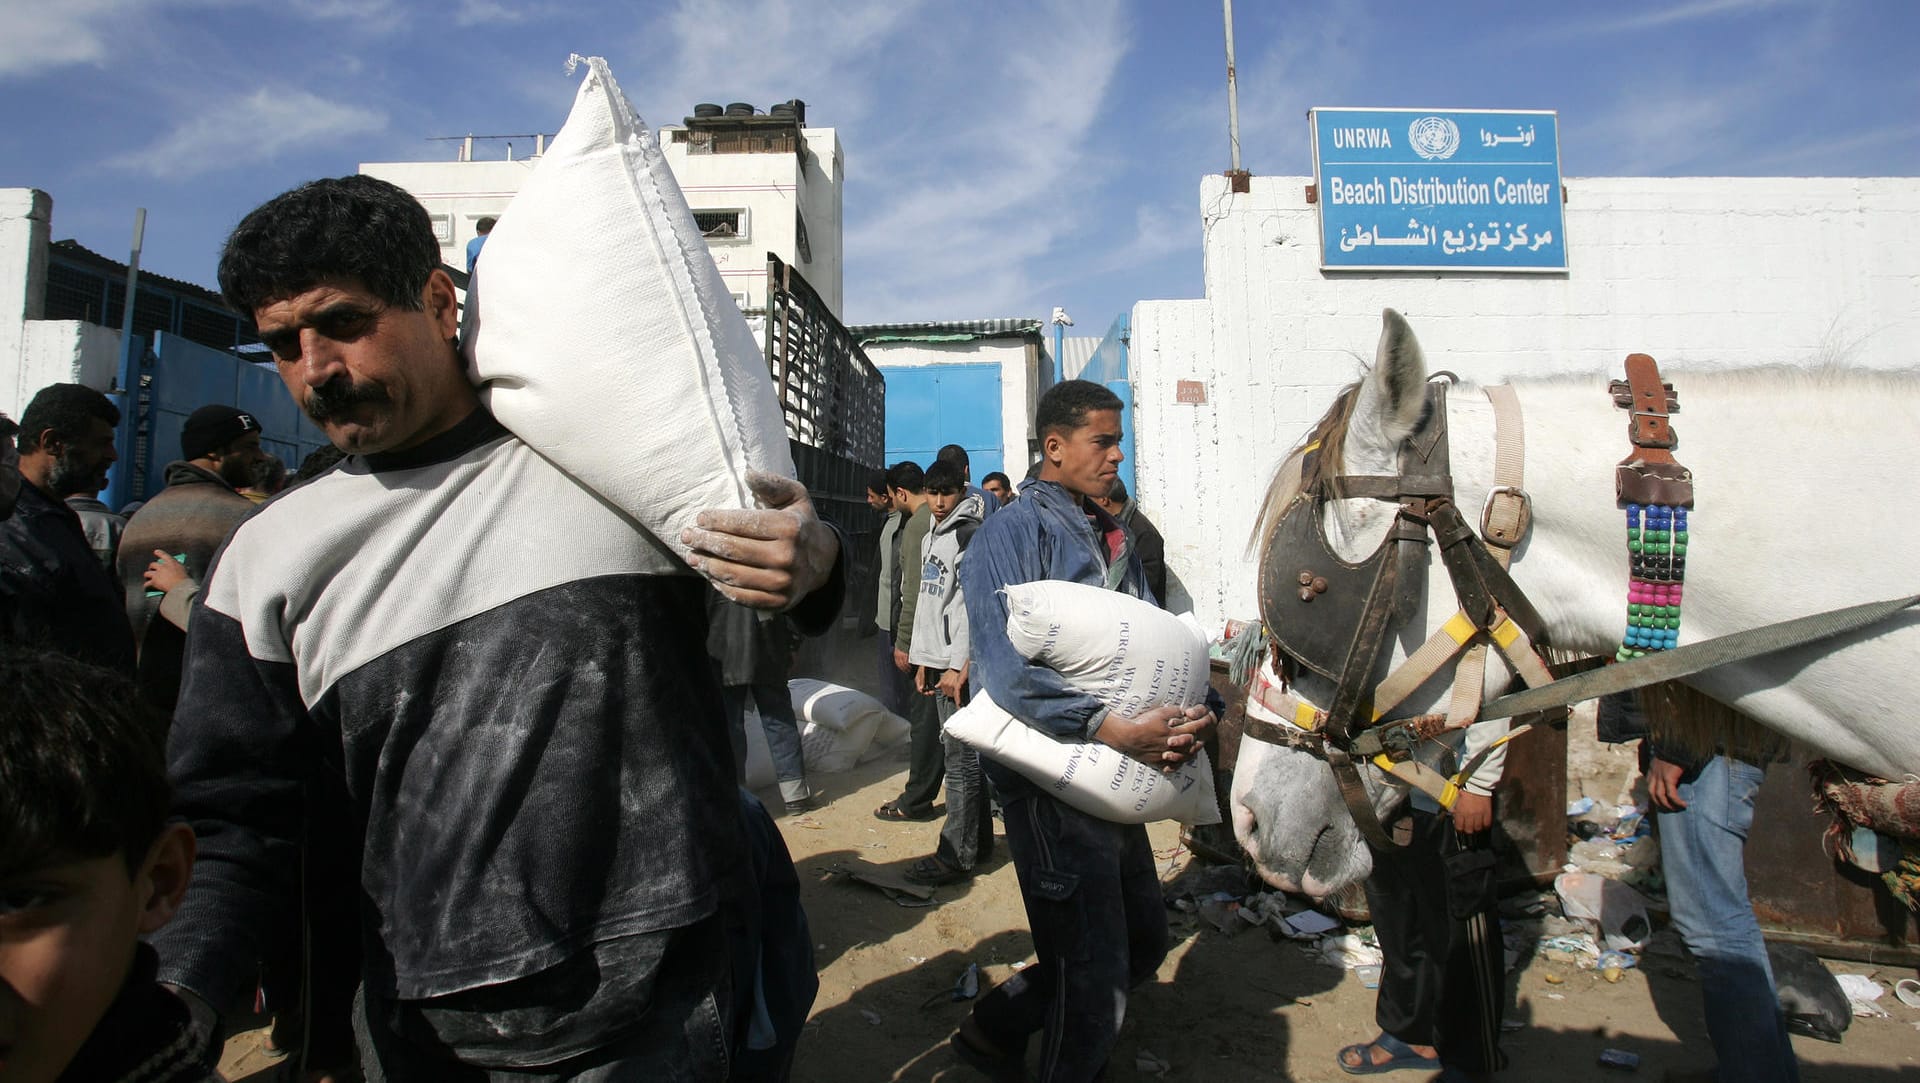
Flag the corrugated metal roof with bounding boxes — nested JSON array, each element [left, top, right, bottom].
[[850, 318, 1043, 344], [1055, 335, 1101, 380], [50, 240, 228, 305]]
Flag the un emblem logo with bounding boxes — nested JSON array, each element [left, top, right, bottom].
[[1407, 116, 1460, 160]]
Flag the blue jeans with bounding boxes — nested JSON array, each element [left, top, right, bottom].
[[723, 683, 810, 804], [934, 700, 994, 870], [1658, 755, 1800, 1083]]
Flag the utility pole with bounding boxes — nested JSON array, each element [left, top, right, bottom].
[[1223, 0, 1250, 192], [107, 207, 145, 508]]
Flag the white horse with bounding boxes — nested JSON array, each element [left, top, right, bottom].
[[1231, 309, 1920, 897]]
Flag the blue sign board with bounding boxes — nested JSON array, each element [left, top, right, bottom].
[[1312, 108, 1565, 272]]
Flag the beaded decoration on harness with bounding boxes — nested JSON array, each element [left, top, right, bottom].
[[1619, 502, 1688, 660], [1610, 353, 1695, 662]]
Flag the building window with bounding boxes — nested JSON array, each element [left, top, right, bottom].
[[694, 209, 748, 239], [429, 214, 453, 243]]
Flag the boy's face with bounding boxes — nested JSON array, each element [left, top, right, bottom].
[[0, 826, 193, 1083], [1043, 408, 1125, 502], [926, 487, 962, 521]]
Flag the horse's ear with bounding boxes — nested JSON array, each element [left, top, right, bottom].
[[1368, 308, 1429, 442]]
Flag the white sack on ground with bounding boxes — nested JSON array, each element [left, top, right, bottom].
[[860, 710, 912, 763], [461, 55, 794, 563], [945, 581, 1221, 825], [944, 690, 1219, 825], [790, 679, 895, 774], [791, 679, 893, 734]]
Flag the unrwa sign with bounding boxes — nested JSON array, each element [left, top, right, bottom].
[[1312, 107, 1567, 272]]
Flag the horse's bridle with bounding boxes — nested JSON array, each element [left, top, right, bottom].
[[1245, 377, 1561, 850]]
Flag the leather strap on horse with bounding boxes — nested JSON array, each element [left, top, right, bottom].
[[1612, 353, 1695, 508], [1472, 592, 1920, 724]]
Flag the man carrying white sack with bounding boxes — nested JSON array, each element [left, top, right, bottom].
[[951, 379, 1216, 1082], [150, 176, 842, 1080]]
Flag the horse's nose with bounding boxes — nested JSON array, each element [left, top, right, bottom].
[[1232, 793, 1259, 842]]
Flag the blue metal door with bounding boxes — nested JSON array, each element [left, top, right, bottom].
[[879, 363, 1002, 479], [133, 332, 331, 502]]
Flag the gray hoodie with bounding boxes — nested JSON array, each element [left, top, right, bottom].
[[908, 489, 986, 672]]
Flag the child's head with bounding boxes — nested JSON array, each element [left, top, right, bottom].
[[922, 459, 965, 521], [0, 650, 194, 1083]]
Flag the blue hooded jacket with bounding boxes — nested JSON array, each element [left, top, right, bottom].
[[958, 478, 1151, 798]]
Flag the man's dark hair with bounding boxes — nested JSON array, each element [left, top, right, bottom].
[[0, 650, 169, 877], [17, 383, 119, 453], [935, 444, 969, 470], [252, 453, 287, 493], [292, 444, 348, 483], [1036, 379, 1123, 441], [885, 461, 925, 494], [1107, 478, 1130, 503], [923, 459, 965, 494], [866, 469, 890, 497], [219, 174, 443, 316], [981, 471, 1012, 490], [476, 216, 498, 234]]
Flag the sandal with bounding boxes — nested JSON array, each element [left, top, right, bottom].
[[904, 855, 972, 886], [874, 801, 933, 822], [1336, 1033, 1439, 1075]]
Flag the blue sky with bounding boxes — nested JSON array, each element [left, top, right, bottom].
[[2, 0, 1915, 332]]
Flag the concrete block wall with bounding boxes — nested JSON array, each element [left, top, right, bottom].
[[2, 188, 122, 419], [1133, 174, 1920, 633]]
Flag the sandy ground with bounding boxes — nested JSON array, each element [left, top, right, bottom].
[[221, 743, 1920, 1082]]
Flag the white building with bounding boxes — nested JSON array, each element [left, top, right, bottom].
[[1129, 174, 1920, 631], [362, 101, 844, 318], [2, 189, 125, 419]]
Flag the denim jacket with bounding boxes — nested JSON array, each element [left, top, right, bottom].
[[959, 479, 1150, 797]]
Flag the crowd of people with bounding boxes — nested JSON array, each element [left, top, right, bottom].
[[0, 169, 1800, 1083]]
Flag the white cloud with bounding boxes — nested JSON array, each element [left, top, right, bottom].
[[109, 86, 386, 179], [0, 0, 144, 78], [617, 0, 1133, 322], [1555, 0, 1803, 37], [454, 0, 550, 27]]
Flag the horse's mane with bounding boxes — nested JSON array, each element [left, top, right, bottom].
[[1245, 381, 1361, 558], [1505, 362, 1920, 394]]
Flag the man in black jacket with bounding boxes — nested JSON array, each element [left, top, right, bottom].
[[152, 175, 841, 1079], [0, 383, 133, 671]]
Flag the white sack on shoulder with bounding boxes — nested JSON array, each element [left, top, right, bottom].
[[461, 55, 793, 562], [944, 690, 1220, 826]]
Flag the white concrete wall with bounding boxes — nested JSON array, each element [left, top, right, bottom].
[[864, 338, 1035, 469], [797, 129, 844, 318], [1133, 174, 1920, 633], [359, 159, 537, 273], [1, 189, 122, 419]]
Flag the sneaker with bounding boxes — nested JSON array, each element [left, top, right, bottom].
[[785, 796, 817, 814]]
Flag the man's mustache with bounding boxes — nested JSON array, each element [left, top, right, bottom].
[[305, 380, 390, 421]]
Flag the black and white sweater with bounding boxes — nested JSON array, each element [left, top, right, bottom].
[[154, 409, 839, 1014]]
